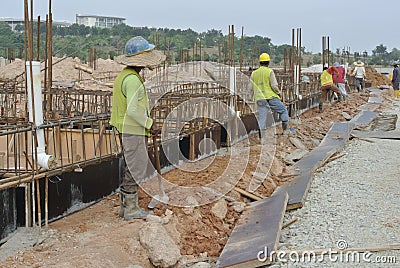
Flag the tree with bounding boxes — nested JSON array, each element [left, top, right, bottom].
[[372, 44, 388, 56]]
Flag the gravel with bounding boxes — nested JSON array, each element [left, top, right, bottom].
[[273, 103, 400, 267]]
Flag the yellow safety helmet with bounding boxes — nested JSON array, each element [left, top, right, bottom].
[[259, 53, 270, 62]]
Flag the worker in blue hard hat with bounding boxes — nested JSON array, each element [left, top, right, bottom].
[[251, 53, 291, 138], [110, 36, 166, 220]]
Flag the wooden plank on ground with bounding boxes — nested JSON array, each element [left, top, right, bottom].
[[282, 122, 350, 210], [274, 172, 313, 210], [216, 191, 288, 268], [352, 130, 400, 140], [358, 102, 380, 112], [368, 97, 382, 104], [294, 122, 349, 173], [350, 110, 378, 128]]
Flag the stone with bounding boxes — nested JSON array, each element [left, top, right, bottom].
[[139, 222, 181, 268], [211, 198, 228, 221], [286, 149, 308, 162], [145, 215, 164, 224], [190, 262, 211, 268], [230, 201, 246, 213], [289, 137, 307, 150]]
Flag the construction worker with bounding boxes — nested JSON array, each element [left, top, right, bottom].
[[110, 36, 165, 220], [392, 62, 400, 99], [319, 66, 343, 113], [352, 60, 366, 92], [251, 53, 290, 136], [333, 62, 349, 100]]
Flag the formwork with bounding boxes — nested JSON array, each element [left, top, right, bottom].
[[1, 5, 324, 240]]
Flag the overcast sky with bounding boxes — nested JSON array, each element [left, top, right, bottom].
[[1, 0, 398, 54]]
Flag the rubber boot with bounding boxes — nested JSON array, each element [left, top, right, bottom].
[[281, 121, 289, 136], [282, 121, 288, 131], [118, 192, 125, 217], [121, 189, 152, 220], [318, 103, 323, 113], [394, 90, 400, 99]]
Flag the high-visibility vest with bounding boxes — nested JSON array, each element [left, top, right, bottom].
[[320, 70, 333, 86], [110, 67, 151, 136], [251, 66, 280, 101]]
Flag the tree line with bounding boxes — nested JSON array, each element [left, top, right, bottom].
[[0, 21, 398, 67]]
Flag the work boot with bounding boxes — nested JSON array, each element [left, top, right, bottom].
[[281, 121, 291, 136], [318, 103, 323, 113], [119, 192, 125, 217], [282, 121, 288, 132], [121, 189, 152, 220]]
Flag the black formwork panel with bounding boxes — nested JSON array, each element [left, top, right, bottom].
[[0, 188, 17, 241], [15, 159, 120, 227]]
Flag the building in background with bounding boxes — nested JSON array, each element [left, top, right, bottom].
[[0, 17, 70, 31], [75, 14, 125, 28]]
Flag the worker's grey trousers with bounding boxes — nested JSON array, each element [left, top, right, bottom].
[[120, 134, 149, 193], [256, 98, 289, 130]]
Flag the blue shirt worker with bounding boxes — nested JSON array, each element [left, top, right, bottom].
[[392, 62, 400, 98]]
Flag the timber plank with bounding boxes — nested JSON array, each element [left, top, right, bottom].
[[352, 130, 400, 140], [350, 110, 378, 128], [216, 191, 288, 268]]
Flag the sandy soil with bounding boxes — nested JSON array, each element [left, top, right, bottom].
[[0, 59, 391, 268]]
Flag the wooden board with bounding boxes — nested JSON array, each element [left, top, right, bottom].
[[216, 191, 288, 268], [358, 102, 381, 112], [350, 110, 378, 128], [352, 130, 400, 140], [368, 97, 382, 104], [283, 123, 350, 210]]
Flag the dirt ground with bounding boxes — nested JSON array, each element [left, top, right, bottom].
[[0, 60, 392, 268]]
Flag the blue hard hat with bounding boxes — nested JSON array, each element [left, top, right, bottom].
[[333, 62, 340, 67], [125, 36, 155, 56], [301, 75, 310, 83]]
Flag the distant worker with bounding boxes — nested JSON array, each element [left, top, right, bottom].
[[319, 66, 343, 113], [352, 60, 366, 92], [392, 62, 400, 99], [333, 62, 348, 100], [251, 53, 290, 136], [110, 36, 165, 220]]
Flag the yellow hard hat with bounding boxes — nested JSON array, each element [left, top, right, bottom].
[[259, 53, 270, 62]]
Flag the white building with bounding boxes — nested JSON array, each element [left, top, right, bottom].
[[75, 14, 125, 28], [0, 18, 70, 31]]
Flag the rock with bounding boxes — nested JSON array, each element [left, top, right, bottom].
[[342, 112, 352, 121], [211, 198, 228, 221], [139, 222, 181, 268], [286, 149, 308, 162], [182, 207, 194, 215], [190, 262, 211, 268], [146, 215, 164, 224], [126, 265, 143, 268], [289, 137, 307, 150], [230, 201, 246, 213], [165, 209, 173, 216]]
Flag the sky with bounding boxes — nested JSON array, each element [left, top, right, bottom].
[[1, 0, 398, 54]]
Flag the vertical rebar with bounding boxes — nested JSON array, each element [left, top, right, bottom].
[[36, 16, 40, 61]]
